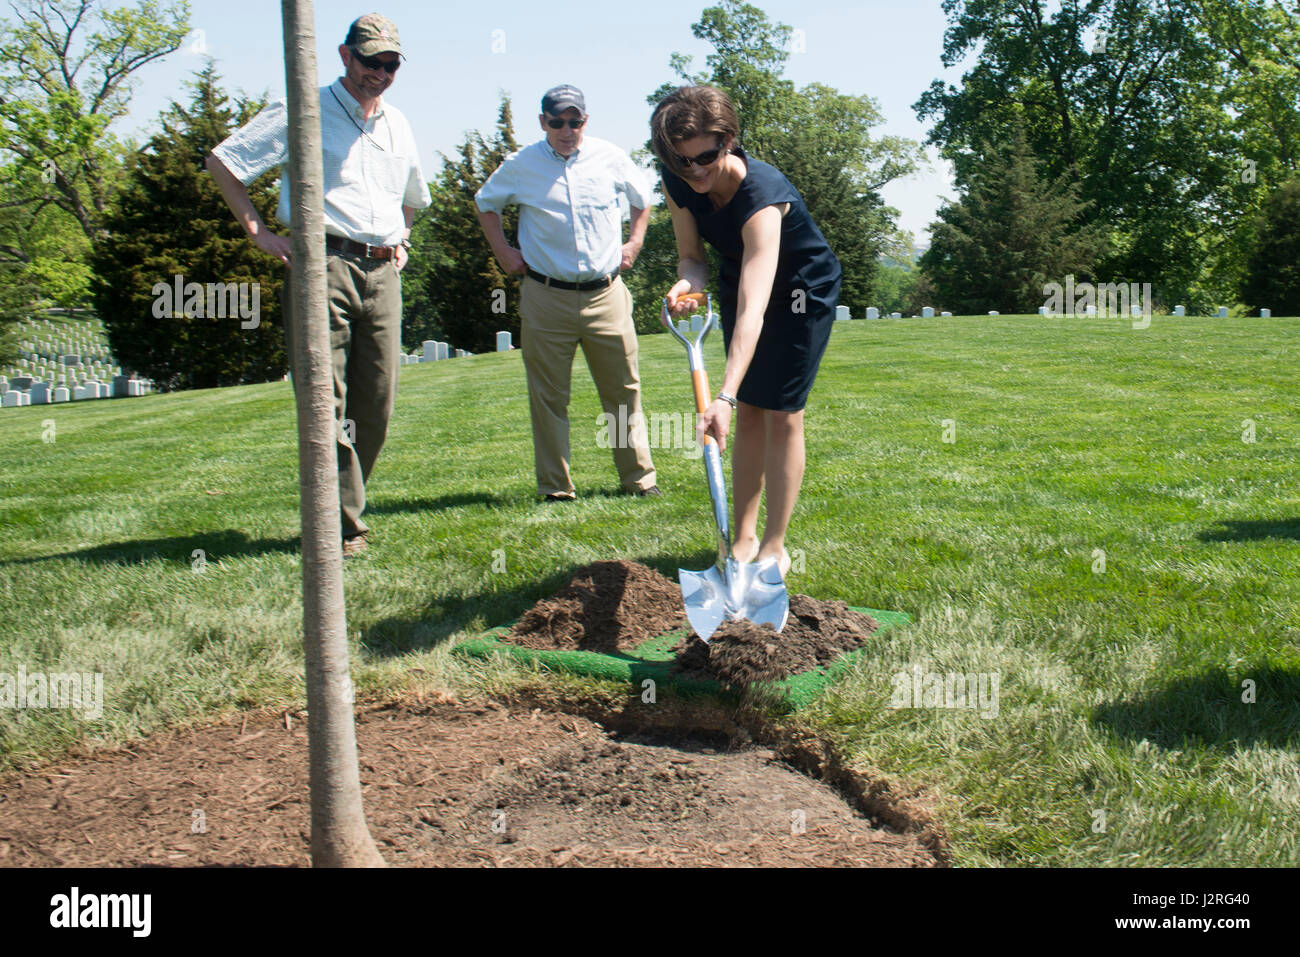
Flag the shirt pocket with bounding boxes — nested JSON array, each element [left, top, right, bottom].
[[368, 149, 411, 205]]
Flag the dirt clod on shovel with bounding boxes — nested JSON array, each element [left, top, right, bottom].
[[506, 560, 687, 653], [672, 595, 880, 687], [505, 560, 879, 687]]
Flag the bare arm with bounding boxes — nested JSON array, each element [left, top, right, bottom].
[[621, 204, 649, 270], [204, 153, 292, 264], [476, 209, 527, 275], [664, 186, 710, 310]]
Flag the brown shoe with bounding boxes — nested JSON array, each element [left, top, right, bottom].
[[633, 485, 663, 498], [343, 532, 369, 558]]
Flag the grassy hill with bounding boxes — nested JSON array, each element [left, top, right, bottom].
[[2, 312, 1298, 866]]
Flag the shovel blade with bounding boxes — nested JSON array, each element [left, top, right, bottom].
[[679, 560, 789, 643]]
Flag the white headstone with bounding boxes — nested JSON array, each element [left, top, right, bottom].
[[1086, 304, 1097, 316], [496, 331, 512, 351], [2, 390, 19, 407], [422, 340, 438, 362], [690, 314, 703, 333], [1174, 305, 1185, 317], [437, 342, 449, 361], [1261, 308, 1271, 318], [1038, 306, 1048, 316], [17, 391, 30, 406], [0, 376, 7, 393], [922, 307, 935, 318], [97, 382, 111, 398], [1130, 304, 1142, 318], [30, 382, 50, 404], [836, 305, 850, 321], [677, 319, 689, 335], [941, 311, 952, 317], [989, 311, 1000, 315], [891, 312, 902, 319], [54, 386, 70, 403], [1217, 307, 1228, 318], [866, 307, 879, 320]]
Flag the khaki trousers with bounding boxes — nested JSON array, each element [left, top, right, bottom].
[[519, 275, 656, 496], [283, 253, 402, 539]]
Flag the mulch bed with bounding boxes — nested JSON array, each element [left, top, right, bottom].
[[0, 697, 940, 867]]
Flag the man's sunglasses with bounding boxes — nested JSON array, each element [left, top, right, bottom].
[[353, 51, 400, 73], [676, 145, 725, 168], [545, 117, 586, 130]]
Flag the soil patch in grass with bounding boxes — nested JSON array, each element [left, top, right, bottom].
[[503, 560, 880, 687], [0, 698, 940, 867]]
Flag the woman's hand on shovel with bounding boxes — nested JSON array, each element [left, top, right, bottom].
[[697, 398, 732, 452], [666, 282, 705, 318]]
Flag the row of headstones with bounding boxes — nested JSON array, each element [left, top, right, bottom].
[[836, 306, 1277, 320], [396, 340, 480, 366], [1, 374, 150, 407]]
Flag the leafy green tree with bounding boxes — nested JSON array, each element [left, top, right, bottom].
[[620, 203, 694, 334], [650, 1, 923, 312], [91, 63, 285, 390], [1241, 178, 1300, 317], [915, 0, 1242, 311], [407, 95, 518, 355], [0, 0, 191, 242], [920, 122, 1105, 314]]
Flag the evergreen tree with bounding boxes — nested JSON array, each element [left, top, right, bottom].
[[91, 63, 285, 391], [1241, 179, 1300, 317], [920, 123, 1105, 314], [407, 94, 518, 355]]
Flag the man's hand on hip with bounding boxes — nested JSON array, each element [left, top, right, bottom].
[[620, 239, 642, 271], [497, 246, 528, 275], [254, 231, 292, 264]]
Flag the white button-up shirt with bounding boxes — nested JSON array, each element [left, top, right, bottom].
[[475, 136, 651, 283], [211, 78, 429, 246]]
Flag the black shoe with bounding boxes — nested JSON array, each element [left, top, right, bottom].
[[634, 485, 663, 498]]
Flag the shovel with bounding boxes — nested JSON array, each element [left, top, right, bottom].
[[661, 292, 789, 642]]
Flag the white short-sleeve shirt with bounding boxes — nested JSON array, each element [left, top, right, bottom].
[[212, 78, 429, 247], [475, 136, 652, 283]]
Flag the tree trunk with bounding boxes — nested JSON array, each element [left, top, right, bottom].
[[280, 0, 384, 868]]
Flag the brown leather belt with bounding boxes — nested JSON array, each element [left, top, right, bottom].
[[326, 234, 397, 260]]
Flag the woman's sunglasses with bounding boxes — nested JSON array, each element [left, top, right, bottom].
[[675, 146, 724, 168], [353, 52, 400, 74], [545, 117, 587, 130]]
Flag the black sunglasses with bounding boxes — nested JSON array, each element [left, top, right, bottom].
[[675, 145, 725, 168], [353, 51, 400, 73], [545, 117, 586, 130]]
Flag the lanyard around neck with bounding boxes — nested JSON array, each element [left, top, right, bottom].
[[330, 86, 388, 152]]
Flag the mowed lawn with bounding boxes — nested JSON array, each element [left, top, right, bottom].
[[2, 313, 1298, 867]]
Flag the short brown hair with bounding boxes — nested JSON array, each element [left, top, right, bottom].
[[650, 85, 740, 176]]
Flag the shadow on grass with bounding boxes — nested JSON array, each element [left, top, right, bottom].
[[1198, 517, 1300, 542], [1092, 667, 1300, 751], [359, 549, 711, 658], [364, 490, 515, 515], [0, 529, 299, 567]]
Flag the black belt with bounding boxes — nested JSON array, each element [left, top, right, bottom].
[[526, 268, 618, 291], [326, 234, 397, 261]]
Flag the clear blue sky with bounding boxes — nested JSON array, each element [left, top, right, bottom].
[[120, 0, 967, 242]]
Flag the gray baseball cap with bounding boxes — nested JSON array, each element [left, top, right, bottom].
[[541, 84, 586, 116]]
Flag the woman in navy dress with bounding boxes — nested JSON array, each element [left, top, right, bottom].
[[651, 85, 842, 577]]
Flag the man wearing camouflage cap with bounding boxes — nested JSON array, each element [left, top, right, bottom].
[[476, 84, 659, 502], [207, 14, 428, 557]]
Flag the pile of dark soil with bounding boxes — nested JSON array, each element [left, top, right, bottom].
[[672, 595, 879, 687], [503, 560, 879, 687], [505, 560, 686, 653]]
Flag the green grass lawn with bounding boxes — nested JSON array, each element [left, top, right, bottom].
[[2, 312, 1298, 866]]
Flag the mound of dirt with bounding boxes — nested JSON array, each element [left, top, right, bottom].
[[673, 595, 880, 687], [505, 560, 687, 653], [503, 560, 880, 687]]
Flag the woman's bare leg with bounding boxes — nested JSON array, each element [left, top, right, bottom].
[[757, 409, 804, 569], [730, 401, 766, 561]]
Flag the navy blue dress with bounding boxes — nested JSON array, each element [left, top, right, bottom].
[[662, 147, 842, 411]]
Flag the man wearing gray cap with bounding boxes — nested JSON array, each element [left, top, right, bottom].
[[206, 14, 428, 556], [476, 84, 659, 501]]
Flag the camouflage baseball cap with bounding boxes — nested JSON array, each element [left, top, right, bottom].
[[345, 14, 402, 57]]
